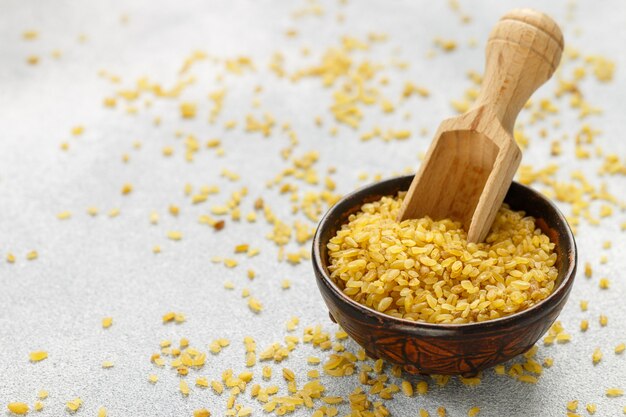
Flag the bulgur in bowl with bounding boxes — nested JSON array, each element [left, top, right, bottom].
[[312, 175, 577, 375]]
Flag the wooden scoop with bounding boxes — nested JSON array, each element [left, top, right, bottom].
[[398, 9, 563, 242]]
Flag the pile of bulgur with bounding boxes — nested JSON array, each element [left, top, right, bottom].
[[328, 194, 558, 323]]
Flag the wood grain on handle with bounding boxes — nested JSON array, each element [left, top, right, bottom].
[[474, 9, 564, 132], [398, 9, 563, 243]]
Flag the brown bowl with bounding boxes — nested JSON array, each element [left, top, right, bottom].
[[312, 175, 577, 376]]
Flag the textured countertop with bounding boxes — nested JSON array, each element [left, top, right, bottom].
[[1, 0, 625, 416]]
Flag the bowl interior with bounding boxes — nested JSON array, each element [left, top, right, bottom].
[[315, 175, 577, 328]]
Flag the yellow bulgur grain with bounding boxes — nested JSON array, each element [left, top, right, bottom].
[[180, 380, 190, 396], [327, 195, 558, 323], [567, 400, 579, 411], [57, 211, 72, 220], [416, 380, 429, 394], [29, 351, 48, 362], [7, 403, 29, 415], [66, 398, 82, 412], [401, 380, 413, 396], [606, 388, 623, 397], [592, 348, 602, 364], [468, 406, 480, 417], [248, 297, 263, 313]]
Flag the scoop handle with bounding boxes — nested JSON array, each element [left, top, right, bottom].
[[474, 9, 563, 133]]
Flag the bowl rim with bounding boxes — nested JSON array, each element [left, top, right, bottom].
[[313, 174, 578, 332]]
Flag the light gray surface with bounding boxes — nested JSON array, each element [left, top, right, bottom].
[[1, 0, 625, 416]]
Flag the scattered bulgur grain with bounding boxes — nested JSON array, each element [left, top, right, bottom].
[[57, 211, 72, 220], [29, 351, 48, 362], [599, 315, 608, 327], [7, 403, 29, 415], [66, 398, 82, 412], [180, 380, 190, 396], [606, 388, 623, 397], [248, 297, 263, 313], [592, 348, 602, 364], [416, 380, 429, 395], [468, 406, 480, 417]]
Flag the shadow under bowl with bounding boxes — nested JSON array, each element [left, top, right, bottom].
[[312, 175, 577, 376]]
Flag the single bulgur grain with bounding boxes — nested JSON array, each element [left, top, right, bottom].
[[66, 398, 82, 412], [29, 351, 48, 362], [248, 297, 263, 313], [592, 348, 602, 364], [416, 380, 429, 395], [57, 211, 72, 220], [606, 388, 623, 397], [180, 380, 190, 396], [7, 403, 29, 415], [468, 406, 480, 417]]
